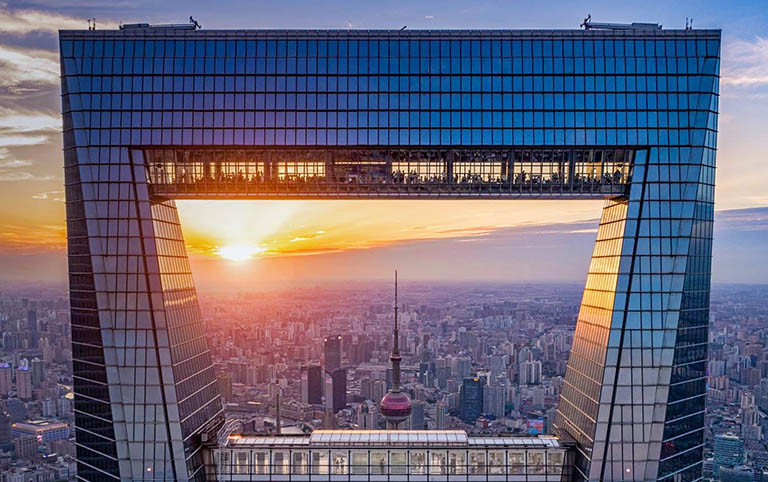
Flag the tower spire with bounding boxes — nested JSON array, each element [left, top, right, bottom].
[[391, 270, 401, 392], [380, 269, 411, 429]]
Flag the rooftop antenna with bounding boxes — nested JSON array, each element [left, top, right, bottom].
[[190, 16, 201, 29], [400, 25, 407, 31], [580, 14, 592, 30]]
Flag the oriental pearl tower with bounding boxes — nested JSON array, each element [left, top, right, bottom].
[[380, 270, 412, 429]]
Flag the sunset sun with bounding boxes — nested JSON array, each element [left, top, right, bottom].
[[216, 244, 265, 262]]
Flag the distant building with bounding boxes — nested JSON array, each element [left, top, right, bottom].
[[483, 384, 506, 419], [217, 373, 232, 402], [30, 358, 45, 387], [13, 435, 37, 459], [714, 434, 745, 478], [0, 363, 11, 396], [301, 365, 323, 405], [357, 400, 378, 429], [519, 359, 542, 386], [324, 335, 342, 374], [15, 366, 31, 400], [0, 411, 10, 444], [719, 466, 754, 482], [330, 369, 347, 413], [435, 402, 448, 429], [11, 420, 69, 443], [410, 401, 425, 429], [460, 377, 484, 423]]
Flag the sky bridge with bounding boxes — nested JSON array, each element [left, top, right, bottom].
[[139, 147, 636, 200]]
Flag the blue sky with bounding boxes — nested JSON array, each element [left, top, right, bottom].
[[0, 0, 767, 284]]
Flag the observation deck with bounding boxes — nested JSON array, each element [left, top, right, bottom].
[[139, 147, 637, 200], [213, 430, 573, 481]]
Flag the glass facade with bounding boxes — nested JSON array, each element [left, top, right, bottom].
[[60, 25, 720, 482], [214, 430, 570, 481]]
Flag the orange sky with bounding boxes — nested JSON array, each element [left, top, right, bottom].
[[178, 200, 604, 260]]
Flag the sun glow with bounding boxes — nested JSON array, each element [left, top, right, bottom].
[[216, 244, 265, 261]]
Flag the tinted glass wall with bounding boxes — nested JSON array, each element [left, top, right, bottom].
[[60, 27, 719, 482]]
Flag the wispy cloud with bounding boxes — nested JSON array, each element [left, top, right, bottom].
[[0, 6, 92, 35], [0, 147, 54, 182], [0, 43, 60, 93], [721, 36, 768, 87], [32, 190, 65, 201]]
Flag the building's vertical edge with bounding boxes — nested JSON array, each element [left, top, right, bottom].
[[61, 32, 122, 481]]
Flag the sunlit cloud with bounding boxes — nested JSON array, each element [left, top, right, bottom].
[[32, 190, 65, 201], [0, 159, 32, 168], [0, 107, 61, 150], [0, 6, 88, 35], [0, 44, 59, 93], [0, 223, 65, 253], [721, 36, 768, 87]]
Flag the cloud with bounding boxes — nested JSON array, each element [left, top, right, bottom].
[[0, 43, 60, 93], [32, 190, 64, 201], [0, 171, 55, 182], [0, 145, 55, 182], [0, 6, 91, 35], [721, 36, 768, 87], [0, 107, 61, 152], [0, 159, 33, 168]]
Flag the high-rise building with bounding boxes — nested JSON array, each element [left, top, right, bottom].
[[483, 384, 506, 419], [13, 435, 38, 459], [460, 377, 484, 423], [30, 358, 46, 387], [60, 22, 720, 481], [26, 310, 38, 349], [324, 335, 342, 374], [713, 434, 745, 478], [217, 373, 233, 403], [519, 358, 542, 385], [15, 366, 31, 400], [330, 368, 347, 413], [435, 402, 448, 430], [357, 400, 378, 429], [0, 411, 10, 444], [301, 365, 323, 405], [410, 401, 426, 430], [0, 363, 11, 397]]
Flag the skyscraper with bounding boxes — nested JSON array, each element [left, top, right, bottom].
[[519, 358, 542, 385], [59, 22, 720, 481], [410, 401, 426, 430], [301, 365, 323, 405], [15, 366, 31, 400], [330, 368, 347, 414], [713, 434, 745, 479], [460, 377, 484, 424], [324, 335, 342, 374], [380, 271, 412, 429], [0, 363, 11, 397], [483, 384, 506, 419], [435, 402, 448, 430]]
